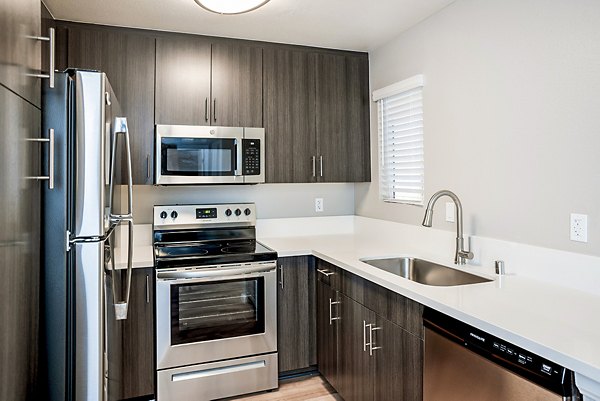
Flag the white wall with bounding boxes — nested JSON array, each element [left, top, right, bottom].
[[130, 183, 355, 224], [355, 0, 600, 257]]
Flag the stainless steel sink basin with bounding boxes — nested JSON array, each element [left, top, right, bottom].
[[360, 257, 492, 286]]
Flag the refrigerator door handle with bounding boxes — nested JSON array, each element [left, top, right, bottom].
[[108, 117, 134, 320]]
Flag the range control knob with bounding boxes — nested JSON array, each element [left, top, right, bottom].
[[244, 208, 252, 216], [235, 208, 242, 216], [160, 211, 167, 219], [171, 211, 178, 219], [225, 209, 232, 217]]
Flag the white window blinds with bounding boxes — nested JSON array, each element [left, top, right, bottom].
[[373, 75, 424, 205]]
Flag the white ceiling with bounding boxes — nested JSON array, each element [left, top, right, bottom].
[[43, 0, 454, 51]]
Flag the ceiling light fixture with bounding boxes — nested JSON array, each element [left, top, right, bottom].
[[194, 0, 271, 15]]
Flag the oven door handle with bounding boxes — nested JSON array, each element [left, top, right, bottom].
[[156, 264, 275, 281]]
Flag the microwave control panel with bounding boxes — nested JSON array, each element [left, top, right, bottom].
[[242, 139, 261, 175]]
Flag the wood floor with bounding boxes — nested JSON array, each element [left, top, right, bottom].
[[230, 375, 342, 401]]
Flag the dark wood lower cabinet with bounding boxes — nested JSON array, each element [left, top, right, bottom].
[[337, 294, 374, 401], [121, 267, 155, 400], [316, 279, 340, 390], [315, 258, 424, 401], [277, 256, 316, 374], [373, 316, 423, 401]]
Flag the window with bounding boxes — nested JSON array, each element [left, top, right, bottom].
[[373, 75, 424, 205]]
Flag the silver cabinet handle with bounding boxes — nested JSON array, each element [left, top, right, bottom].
[[363, 320, 368, 352], [27, 27, 55, 88], [369, 325, 382, 356], [329, 298, 341, 325], [26, 128, 55, 189], [279, 265, 284, 289], [319, 155, 323, 177], [317, 269, 334, 277], [204, 97, 209, 122], [213, 98, 217, 122], [146, 275, 150, 304], [311, 156, 316, 177]]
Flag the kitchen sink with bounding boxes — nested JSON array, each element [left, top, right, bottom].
[[360, 257, 492, 286]]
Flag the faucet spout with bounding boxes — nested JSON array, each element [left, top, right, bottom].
[[421, 190, 473, 265]]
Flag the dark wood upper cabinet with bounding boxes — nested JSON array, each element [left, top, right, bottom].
[[0, 0, 42, 107], [263, 48, 316, 183], [67, 25, 156, 184], [155, 39, 262, 128], [211, 42, 263, 127], [155, 36, 212, 126], [276, 256, 316, 374], [315, 53, 371, 183], [121, 268, 155, 400], [54, 22, 369, 184]]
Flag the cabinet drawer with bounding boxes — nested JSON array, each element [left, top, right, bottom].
[[316, 259, 342, 289]]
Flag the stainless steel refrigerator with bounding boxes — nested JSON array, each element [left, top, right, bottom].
[[42, 70, 134, 401]]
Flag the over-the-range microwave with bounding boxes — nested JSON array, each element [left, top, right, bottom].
[[155, 125, 265, 185]]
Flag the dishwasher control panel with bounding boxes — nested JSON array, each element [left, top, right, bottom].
[[424, 308, 576, 398]]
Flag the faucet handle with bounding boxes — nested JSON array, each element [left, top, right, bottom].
[[458, 250, 474, 260]]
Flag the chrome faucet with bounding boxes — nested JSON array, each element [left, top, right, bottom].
[[422, 190, 474, 265]]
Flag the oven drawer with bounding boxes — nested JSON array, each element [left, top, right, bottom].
[[157, 353, 278, 401]]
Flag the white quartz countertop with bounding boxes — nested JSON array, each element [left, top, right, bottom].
[[256, 218, 600, 384], [114, 216, 600, 384]]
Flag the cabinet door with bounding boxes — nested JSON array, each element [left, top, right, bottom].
[[121, 267, 155, 400], [0, 0, 41, 106], [263, 48, 316, 183], [316, 280, 340, 391], [373, 316, 423, 401], [211, 42, 263, 127], [67, 26, 156, 184], [0, 86, 41, 400], [344, 55, 371, 182], [315, 53, 370, 183], [277, 256, 315, 373], [155, 36, 212, 126], [337, 294, 374, 401]]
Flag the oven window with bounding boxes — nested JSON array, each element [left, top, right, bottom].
[[170, 278, 265, 345], [161, 137, 236, 176]]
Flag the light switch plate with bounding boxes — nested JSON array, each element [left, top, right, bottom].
[[315, 198, 324, 213], [570, 213, 588, 243], [446, 202, 455, 223]]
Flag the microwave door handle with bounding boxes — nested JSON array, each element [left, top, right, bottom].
[[235, 139, 242, 176]]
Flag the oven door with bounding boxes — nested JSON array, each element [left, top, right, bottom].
[[155, 125, 244, 185], [156, 262, 277, 370]]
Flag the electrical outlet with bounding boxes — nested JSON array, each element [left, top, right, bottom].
[[315, 198, 324, 212], [445, 202, 455, 223], [570, 213, 588, 243]]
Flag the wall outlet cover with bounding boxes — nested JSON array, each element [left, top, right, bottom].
[[315, 198, 324, 212], [570, 213, 588, 243], [446, 202, 455, 223]]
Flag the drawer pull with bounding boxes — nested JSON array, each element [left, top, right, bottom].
[[317, 269, 335, 277]]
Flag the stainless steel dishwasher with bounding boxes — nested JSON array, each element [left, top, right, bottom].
[[423, 309, 580, 401]]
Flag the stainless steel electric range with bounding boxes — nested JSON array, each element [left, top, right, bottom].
[[153, 203, 278, 401]]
